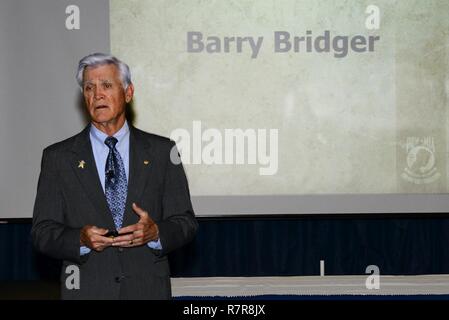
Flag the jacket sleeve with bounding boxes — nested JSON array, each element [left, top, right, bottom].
[[156, 141, 198, 256], [31, 148, 85, 264]]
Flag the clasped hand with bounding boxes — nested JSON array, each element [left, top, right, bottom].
[[80, 203, 159, 251]]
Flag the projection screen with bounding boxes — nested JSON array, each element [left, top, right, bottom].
[[110, 0, 449, 216]]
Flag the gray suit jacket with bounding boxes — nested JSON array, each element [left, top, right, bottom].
[[31, 125, 198, 299]]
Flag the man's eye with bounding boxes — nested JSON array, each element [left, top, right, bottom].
[[104, 83, 112, 89], [84, 86, 92, 91]]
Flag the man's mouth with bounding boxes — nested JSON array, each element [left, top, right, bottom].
[[95, 105, 108, 110]]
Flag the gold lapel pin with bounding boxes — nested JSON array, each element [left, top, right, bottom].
[[78, 160, 86, 169], [143, 160, 150, 165]]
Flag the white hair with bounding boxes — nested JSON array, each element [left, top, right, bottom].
[[76, 53, 132, 90]]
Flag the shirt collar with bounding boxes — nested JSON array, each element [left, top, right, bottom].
[[90, 121, 130, 146]]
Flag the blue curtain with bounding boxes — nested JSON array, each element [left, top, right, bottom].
[[1, 217, 449, 280]]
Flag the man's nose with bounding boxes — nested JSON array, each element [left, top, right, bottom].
[[94, 86, 105, 99]]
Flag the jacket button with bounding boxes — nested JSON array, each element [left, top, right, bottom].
[[118, 247, 123, 252], [115, 276, 121, 283]]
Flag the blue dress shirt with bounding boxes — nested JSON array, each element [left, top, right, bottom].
[[80, 121, 161, 255]]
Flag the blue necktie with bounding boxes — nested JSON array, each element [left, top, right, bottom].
[[104, 136, 127, 230]]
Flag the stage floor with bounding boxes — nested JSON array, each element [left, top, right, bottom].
[[1, 275, 449, 299], [171, 275, 449, 298]]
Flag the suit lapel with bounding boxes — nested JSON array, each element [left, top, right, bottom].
[[122, 126, 155, 227], [70, 125, 115, 230]]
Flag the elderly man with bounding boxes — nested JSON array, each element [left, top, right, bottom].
[[31, 53, 198, 299]]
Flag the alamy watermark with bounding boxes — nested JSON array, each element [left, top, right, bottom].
[[170, 120, 279, 176], [365, 265, 380, 290], [65, 5, 80, 30], [320, 260, 381, 290], [65, 265, 80, 290]]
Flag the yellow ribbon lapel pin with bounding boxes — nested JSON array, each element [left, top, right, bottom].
[[78, 160, 86, 169]]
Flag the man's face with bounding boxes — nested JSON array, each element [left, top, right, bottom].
[[82, 64, 133, 125]]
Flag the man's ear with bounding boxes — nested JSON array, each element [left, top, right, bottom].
[[125, 83, 134, 103]]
